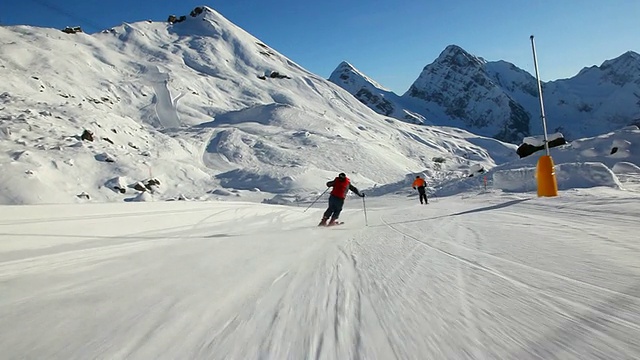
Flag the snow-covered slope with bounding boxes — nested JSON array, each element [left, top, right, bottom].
[[362, 125, 640, 198], [490, 126, 640, 193], [331, 45, 640, 144], [2, 187, 640, 359], [436, 126, 640, 196], [0, 6, 516, 205]]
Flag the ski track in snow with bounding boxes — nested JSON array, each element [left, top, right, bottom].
[[1, 194, 640, 359]]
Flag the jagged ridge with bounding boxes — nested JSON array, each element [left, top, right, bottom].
[[330, 45, 640, 143]]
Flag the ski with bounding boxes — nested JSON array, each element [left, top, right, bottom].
[[317, 221, 344, 227]]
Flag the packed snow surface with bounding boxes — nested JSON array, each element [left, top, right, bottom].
[[2, 188, 639, 359]]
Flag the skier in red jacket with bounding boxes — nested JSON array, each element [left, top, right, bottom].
[[319, 172, 364, 226]]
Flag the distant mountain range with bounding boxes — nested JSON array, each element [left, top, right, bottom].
[[329, 45, 640, 143]]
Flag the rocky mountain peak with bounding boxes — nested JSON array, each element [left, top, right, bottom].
[[435, 44, 486, 69], [329, 61, 389, 92], [598, 51, 640, 86], [332, 42, 640, 144], [336, 61, 356, 71]]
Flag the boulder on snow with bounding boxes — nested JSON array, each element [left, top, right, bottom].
[[144, 178, 161, 191], [268, 71, 291, 79], [81, 129, 94, 141], [146, 178, 161, 187], [105, 177, 127, 194], [95, 152, 115, 163], [11, 150, 30, 161], [62, 26, 83, 34], [129, 178, 161, 193], [167, 15, 186, 23], [190, 7, 204, 17], [76, 192, 90, 200], [133, 182, 147, 192]]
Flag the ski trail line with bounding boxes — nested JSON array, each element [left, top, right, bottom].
[[454, 225, 483, 359], [380, 217, 640, 334]]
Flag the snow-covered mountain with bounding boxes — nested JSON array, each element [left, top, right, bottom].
[[542, 51, 640, 137], [0, 6, 517, 205], [328, 61, 426, 125], [330, 45, 640, 143]]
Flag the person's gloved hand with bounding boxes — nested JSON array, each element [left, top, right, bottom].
[[413, 187, 416, 190], [360, 192, 365, 198]]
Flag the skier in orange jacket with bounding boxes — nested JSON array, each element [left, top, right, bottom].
[[412, 175, 428, 204]]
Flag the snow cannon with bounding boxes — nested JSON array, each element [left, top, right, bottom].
[[536, 155, 558, 197], [530, 35, 558, 197]]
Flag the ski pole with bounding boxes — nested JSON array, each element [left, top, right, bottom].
[[303, 187, 329, 212], [362, 194, 368, 226]]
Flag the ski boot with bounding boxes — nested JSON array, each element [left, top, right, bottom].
[[318, 217, 329, 226]]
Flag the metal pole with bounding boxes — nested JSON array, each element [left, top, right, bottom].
[[530, 35, 550, 156], [362, 195, 368, 226], [303, 187, 329, 212]]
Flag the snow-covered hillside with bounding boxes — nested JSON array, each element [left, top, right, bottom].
[[0, 6, 515, 205], [331, 45, 640, 143]]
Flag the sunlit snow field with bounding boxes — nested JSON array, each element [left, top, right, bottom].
[[2, 188, 639, 359]]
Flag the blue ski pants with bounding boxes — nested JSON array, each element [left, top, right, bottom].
[[323, 195, 345, 220]]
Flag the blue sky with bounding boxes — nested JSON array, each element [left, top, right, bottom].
[[3, 0, 639, 93]]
